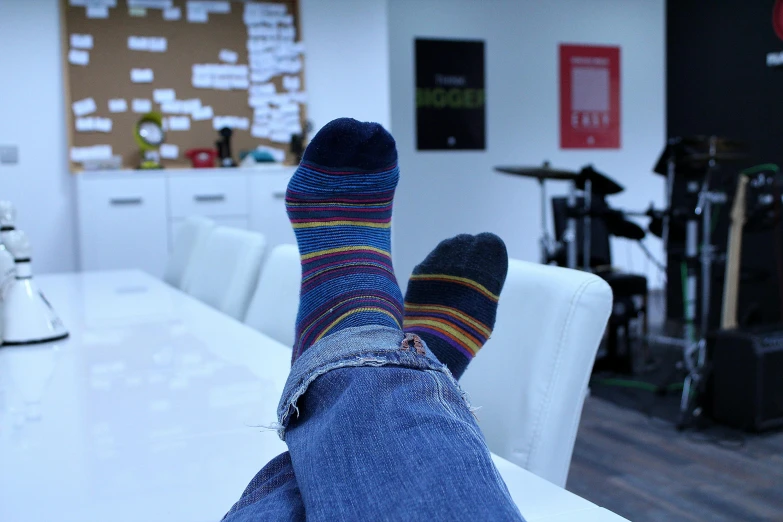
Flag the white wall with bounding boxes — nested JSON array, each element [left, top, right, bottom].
[[0, 0, 76, 274], [388, 0, 666, 290], [299, 0, 390, 132]]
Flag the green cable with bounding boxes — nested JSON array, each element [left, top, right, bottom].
[[741, 163, 779, 176]]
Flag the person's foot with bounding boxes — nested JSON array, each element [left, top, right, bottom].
[[403, 233, 508, 379], [286, 118, 403, 362]]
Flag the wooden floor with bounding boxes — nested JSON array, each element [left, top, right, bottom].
[[566, 396, 783, 521]]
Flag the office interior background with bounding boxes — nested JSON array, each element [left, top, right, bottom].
[[1, 1, 782, 521]]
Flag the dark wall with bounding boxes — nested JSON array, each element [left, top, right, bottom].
[[668, 0, 783, 166], [667, 0, 783, 327]]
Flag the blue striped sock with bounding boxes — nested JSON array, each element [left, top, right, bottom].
[[286, 118, 403, 362]]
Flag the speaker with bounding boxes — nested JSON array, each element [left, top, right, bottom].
[[711, 325, 783, 431]]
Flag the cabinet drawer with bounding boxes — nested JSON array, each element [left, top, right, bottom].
[[168, 175, 249, 218], [77, 176, 168, 277]]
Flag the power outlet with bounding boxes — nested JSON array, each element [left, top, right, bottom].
[[0, 145, 19, 165]]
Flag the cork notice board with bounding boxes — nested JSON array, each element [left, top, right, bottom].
[[62, 0, 305, 171]]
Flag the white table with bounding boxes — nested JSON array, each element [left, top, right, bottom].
[[0, 271, 628, 522]]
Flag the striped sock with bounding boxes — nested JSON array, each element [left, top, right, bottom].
[[403, 233, 508, 380], [286, 118, 403, 362]]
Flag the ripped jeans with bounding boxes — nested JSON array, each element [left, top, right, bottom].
[[222, 326, 525, 521]]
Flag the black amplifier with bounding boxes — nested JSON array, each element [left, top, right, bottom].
[[710, 325, 783, 431]]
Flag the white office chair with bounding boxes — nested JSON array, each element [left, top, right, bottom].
[[244, 244, 301, 347], [459, 259, 612, 488], [183, 227, 267, 321], [163, 216, 215, 290]]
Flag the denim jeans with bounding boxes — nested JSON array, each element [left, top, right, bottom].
[[223, 326, 525, 521]]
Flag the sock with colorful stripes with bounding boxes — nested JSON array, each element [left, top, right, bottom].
[[403, 233, 508, 380], [286, 118, 404, 363]]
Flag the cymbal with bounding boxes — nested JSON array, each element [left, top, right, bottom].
[[577, 165, 624, 195], [686, 152, 748, 162], [606, 215, 646, 240], [653, 136, 747, 176], [495, 163, 578, 181]]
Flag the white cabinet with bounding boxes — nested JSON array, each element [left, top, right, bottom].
[[76, 167, 296, 275], [249, 170, 296, 250], [77, 174, 168, 277], [168, 174, 249, 219]]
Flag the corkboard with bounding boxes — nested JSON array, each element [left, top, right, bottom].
[[62, 0, 305, 171]]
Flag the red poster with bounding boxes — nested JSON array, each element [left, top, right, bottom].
[[559, 44, 621, 149]]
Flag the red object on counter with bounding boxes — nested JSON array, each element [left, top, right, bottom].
[[185, 148, 218, 168]]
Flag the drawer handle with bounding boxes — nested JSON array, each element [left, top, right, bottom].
[[272, 192, 286, 199], [110, 197, 143, 206], [194, 194, 226, 203]]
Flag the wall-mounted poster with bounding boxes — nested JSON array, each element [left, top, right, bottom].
[[559, 44, 620, 149], [415, 38, 485, 150]]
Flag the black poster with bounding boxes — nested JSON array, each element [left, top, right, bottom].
[[415, 38, 485, 151]]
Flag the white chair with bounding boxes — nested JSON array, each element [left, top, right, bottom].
[[183, 227, 267, 320], [163, 216, 215, 290], [244, 244, 301, 347], [459, 259, 612, 488]]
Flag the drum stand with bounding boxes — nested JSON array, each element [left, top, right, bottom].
[[650, 137, 726, 428]]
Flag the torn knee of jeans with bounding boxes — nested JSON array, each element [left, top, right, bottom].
[[400, 333, 426, 355]]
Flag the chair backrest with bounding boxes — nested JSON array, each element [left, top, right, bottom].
[[183, 227, 267, 320], [163, 216, 215, 289], [244, 243, 301, 347], [459, 259, 612, 488]]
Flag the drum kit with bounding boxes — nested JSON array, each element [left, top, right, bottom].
[[496, 135, 749, 428]]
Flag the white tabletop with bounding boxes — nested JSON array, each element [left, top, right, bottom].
[[0, 270, 627, 522]]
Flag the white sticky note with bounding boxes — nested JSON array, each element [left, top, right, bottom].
[[192, 105, 214, 120], [213, 77, 232, 90], [86, 6, 109, 18], [72, 97, 97, 117], [68, 49, 90, 66], [250, 70, 275, 83], [181, 99, 202, 113], [132, 98, 153, 113], [153, 88, 176, 102], [186, 5, 208, 22], [289, 91, 307, 103], [250, 83, 276, 96], [108, 99, 127, 112], [159, 143, 179, 159], [75, 117, 94, 132], [251, 124, 270, 139], [147, 37, 167, 52], [231, 77, 250, 89], [163, 7, 181, 20], [70, 145, 113, 162], [213, 116, 249, 130], [131, 68, 154, 83], [128, 36, 146, 50], [278, 25, 295, 40], [270, 130, 292, 143], [128, 0, 172, 8], [70, 34, 94, 49], [198, 1, 230, 14], [192, 75, 212, 88], [168, 116, 191, 131], [282, 75, 300, 91], [219, 49, 238, 63], [95, 117, 113, 132], [160, 100, 182, 113], [279, 102, 299, 115]]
